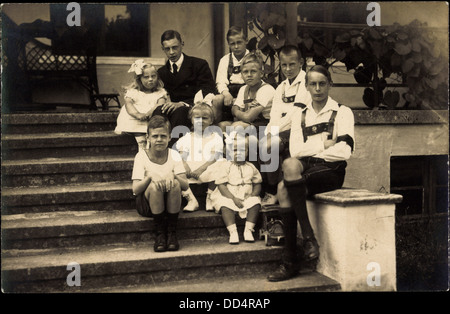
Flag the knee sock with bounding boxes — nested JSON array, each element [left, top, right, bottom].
[[280, 209, 298, 265], [265, 182, 278, 195], [284, 178, 314, 239], [167, 212, 179, 233], [153, 212, 166, 235]]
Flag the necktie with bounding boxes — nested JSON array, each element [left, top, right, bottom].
[[172, 64, 178, 74]]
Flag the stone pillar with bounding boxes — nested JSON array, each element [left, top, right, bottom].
[[306, 188, 402, 291]]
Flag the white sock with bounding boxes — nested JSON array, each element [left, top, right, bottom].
[[245, 221, 255, 231], [135, 136, 147, 151], [227, 224, 237, 234]]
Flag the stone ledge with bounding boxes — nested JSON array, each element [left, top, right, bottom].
[[311, 188, 403, 206], [2, 112, 118, 125], [354, 109, 448, 125]]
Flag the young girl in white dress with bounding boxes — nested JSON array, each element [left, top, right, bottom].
[[210, 132, 262, 244], [115, 59, 169, 150], [175, 102, 224, 212]]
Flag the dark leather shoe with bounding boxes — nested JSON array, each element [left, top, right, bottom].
[[167, 232, 179, 251], [154, 233, 167, 252], [303, 237, 319, 261], [267, 264, 298, 282]]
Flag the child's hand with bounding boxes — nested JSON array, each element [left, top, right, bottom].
[[223, 92, 234, 107], [163, 178, 175, 192], [152, 172, 173, 192], [184, 164, 193, 178], [135, 113, 147, 121], [162, 101, 183, 114], [232, 196, 244, 209], [190, 168, 205, 180]]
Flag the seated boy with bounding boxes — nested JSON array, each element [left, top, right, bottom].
[[132, 115, 189, 253], [259, 45, 311, 206], [218, 52, 275, 134], [212, 26, 250, 123]]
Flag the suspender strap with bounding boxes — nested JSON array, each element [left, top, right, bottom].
[[327, 110, 338, 140], [227, 53, 233, 80], [227, 53, 241, 80], [301, 108, 308, 142], [301, 104, 342, 142]]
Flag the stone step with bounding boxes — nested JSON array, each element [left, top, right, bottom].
[[92, 271, 341, 293], [2, 156, 134, 188], [1, 210, 232, 250], [2, 112, 118, 134], [2, 131, 138, 160], [1, 239, 287, 293], [1, 181, 135, 214], [1, 239, 338, 293]]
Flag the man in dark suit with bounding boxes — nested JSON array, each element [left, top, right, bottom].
[[154, 30, 216, 135]]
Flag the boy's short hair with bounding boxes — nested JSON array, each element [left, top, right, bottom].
[[147, 115, 172, 134], [241, 52, 264, 71], [279, 45, 303, 61], [161, 30, 182, 44], [306, 65, 333, 85], [226, 26, 246, 41], [189, 102, 215, 123]]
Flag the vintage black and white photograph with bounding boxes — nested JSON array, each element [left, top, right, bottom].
[[1, 2, 448, 297]]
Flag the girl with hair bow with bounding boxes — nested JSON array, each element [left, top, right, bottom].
[[115, 59, 169, 150]]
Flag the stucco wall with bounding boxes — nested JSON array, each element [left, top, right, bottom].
[[344, 111, 449, 192], [149, 3, 214, 76]]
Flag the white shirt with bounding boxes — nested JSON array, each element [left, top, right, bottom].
[[131, 148, 185, 181], [265, 70, 311, 136], [234, 83, 275, 120], [215, 50, 249, 94], [169, 53, 184, 73], [289, 97, 355, 162]]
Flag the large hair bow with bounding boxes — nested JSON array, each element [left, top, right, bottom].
[[128, 59, 146, 75], [193, 90, 215, 106]]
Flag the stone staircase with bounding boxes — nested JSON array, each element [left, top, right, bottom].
[[1, 111, 341, 293]]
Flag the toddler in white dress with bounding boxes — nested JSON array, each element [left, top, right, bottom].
[[210, 132, 262, 244], [175, 102, 224, 212], [115, 59, 169, 150]]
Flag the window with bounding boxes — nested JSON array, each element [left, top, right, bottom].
[[297, 3, 368, 49], [50, 3, 149, 57], [390, 155, 448, 217], [100, 4, 149, 57]]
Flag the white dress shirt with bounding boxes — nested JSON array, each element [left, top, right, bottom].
[[265, 70, 311, 136], [215, 50, 249, 94], [169, 53, 184, 73], [289, 96, 355, 162]]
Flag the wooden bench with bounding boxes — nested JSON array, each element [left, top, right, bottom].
[[3, 16, 120, 111]]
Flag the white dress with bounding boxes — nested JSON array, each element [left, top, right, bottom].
[[175, 131, 224, 184], [209, 161, 262, 218], [115, 88, 168, 134]]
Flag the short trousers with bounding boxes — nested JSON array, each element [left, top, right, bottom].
[[278, 130, 291, 148], [299, 157, 347, 197], [222, 84, 244, 121], [135, 192, 153, 218], [228, 84, 244, 98]]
